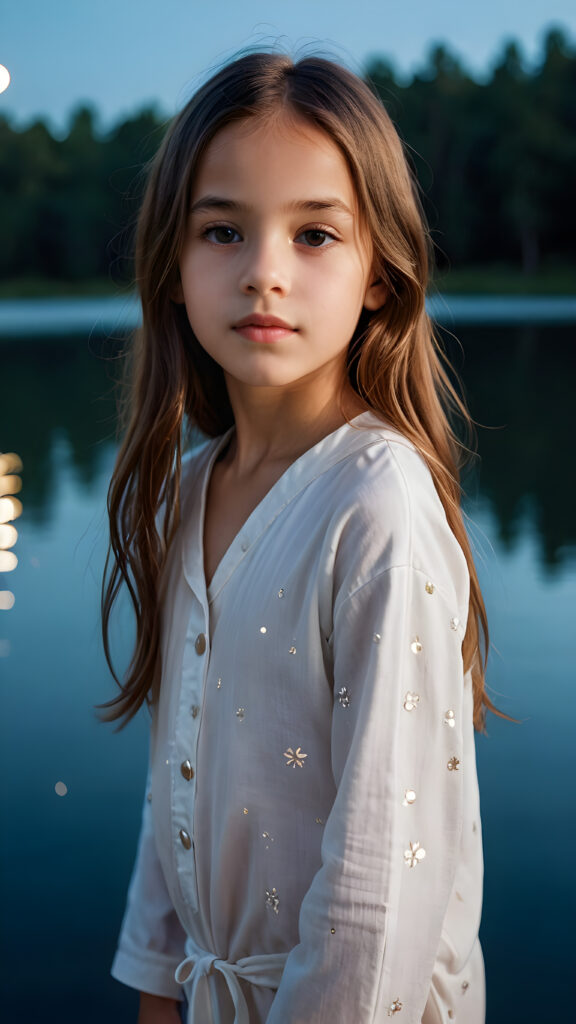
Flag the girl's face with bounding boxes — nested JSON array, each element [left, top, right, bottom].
[[176, 112, 386, 396]]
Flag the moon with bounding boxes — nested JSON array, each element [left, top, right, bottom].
[[0, 65, 11, 94]]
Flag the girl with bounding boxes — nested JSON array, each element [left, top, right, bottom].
[[103, 52, 498, 1024]]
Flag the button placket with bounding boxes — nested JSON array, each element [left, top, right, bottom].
[[174, 611, 209, 906]]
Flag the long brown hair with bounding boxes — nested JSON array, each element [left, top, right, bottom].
[[101, 51, 506, 731]]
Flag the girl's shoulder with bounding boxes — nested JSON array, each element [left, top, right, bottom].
[[330, 412, 469, 607]]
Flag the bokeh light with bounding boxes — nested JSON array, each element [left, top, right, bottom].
[[0, 64, 10, 94], [0, 591, 15, 611], [0, 524, 18, 548], [0, 550, 17, 572], [55, 782, 68, 797]]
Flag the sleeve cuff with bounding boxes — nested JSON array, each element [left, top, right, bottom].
[[111, 946, 184, 1000]]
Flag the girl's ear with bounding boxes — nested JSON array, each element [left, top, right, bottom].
[[363, 276, 387, 312]]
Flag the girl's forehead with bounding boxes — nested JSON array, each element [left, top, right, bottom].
[[192, 113, 359, 208]]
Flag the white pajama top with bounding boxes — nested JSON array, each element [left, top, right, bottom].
[[111, 410, 485, 1023]]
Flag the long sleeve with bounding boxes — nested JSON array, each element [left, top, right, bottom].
[[111, 781, 187, 999], [266, 562, 468, 1023]]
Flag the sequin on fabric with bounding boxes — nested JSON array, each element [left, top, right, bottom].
[[284, 747, 307, 768], [265, 887, 280, 914], [403, 691, 420, 711], [404, 841, 426, 867], [337, 686, 351, 708]]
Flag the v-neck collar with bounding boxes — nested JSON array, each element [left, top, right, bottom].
[[181, 411, 396, 605]]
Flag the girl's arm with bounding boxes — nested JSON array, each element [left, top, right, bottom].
[[266, 562, 478, 1024], [111, 780, 187, 1003], [137, 992, 182, 1024]]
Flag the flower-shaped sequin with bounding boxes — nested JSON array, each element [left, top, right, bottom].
[[265, 887, 280, 914], [403, 691, 420, 711], [337, 686, 351, 708], [447, 756, 460, 771], [284, 747, 307, 768], [404, 841, 426, 867], [387, 998, 403, 1016]]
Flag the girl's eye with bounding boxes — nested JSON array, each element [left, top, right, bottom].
[[296, 228, 336, 248], [202, 225, 241, 244]]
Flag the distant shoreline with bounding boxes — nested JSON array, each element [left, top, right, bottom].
[[1, 293, 575, 338]]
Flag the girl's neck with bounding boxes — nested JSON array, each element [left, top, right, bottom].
[[220, 378, 370, 478]]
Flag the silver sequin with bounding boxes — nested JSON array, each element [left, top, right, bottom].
[[462, 981, 469, 992], [265, 887, 280, 914], [450, 617, 460, 631], [217, 678, 222, 689], [403, 789, 417, 805], [444, 709, 456, 727], [236, 707, 245, 721], [261, 831, 275, 849], [403, 691, 420, 711], [277, 588, 285, 598], [289, 645, 297, 655], [410, 636, 423, 654], [260, 626, 267, 635], [337, 686, 351, 708], [404, 840, 426, 867], [373, 632, 381, 644]]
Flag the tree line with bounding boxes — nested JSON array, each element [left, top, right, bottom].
[[0, 27, 574, 288]]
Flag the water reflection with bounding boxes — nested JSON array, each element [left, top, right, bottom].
[[0, 324, 574, 1023], [1, 324, 574, 566], [443, 323, 576, 570]]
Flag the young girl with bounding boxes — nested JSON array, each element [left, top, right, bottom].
[[103, 52, 497, 1024]]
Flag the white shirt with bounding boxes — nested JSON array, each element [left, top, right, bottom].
[[111, 411, 485, 1023]]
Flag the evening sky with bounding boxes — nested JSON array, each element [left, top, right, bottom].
[[1, 0, 575, 132]]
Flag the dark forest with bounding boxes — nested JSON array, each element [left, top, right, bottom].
[[0, 28, 574, 294]]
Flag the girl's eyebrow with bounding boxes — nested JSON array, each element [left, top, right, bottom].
[[189, 195, 354, 217]]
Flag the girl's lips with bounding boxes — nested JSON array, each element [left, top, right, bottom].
[[234, 325, 296, 344]]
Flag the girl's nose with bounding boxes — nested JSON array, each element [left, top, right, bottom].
[[238, 235, 291, 297]]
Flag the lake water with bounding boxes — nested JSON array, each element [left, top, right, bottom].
[[0, 318, 575, 1022]]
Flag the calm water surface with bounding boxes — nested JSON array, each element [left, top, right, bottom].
[[0, 323, 574, 1022]]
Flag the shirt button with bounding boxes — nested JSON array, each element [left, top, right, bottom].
[[179, 829, 192, 850], [195, 633, 206, 655], [180, 760, 194, 781]]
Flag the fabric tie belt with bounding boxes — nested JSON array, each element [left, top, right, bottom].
[[175, 938, 288, 1024]]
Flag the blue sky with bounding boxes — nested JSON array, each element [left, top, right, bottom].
[[1, 0, 575, 132]]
